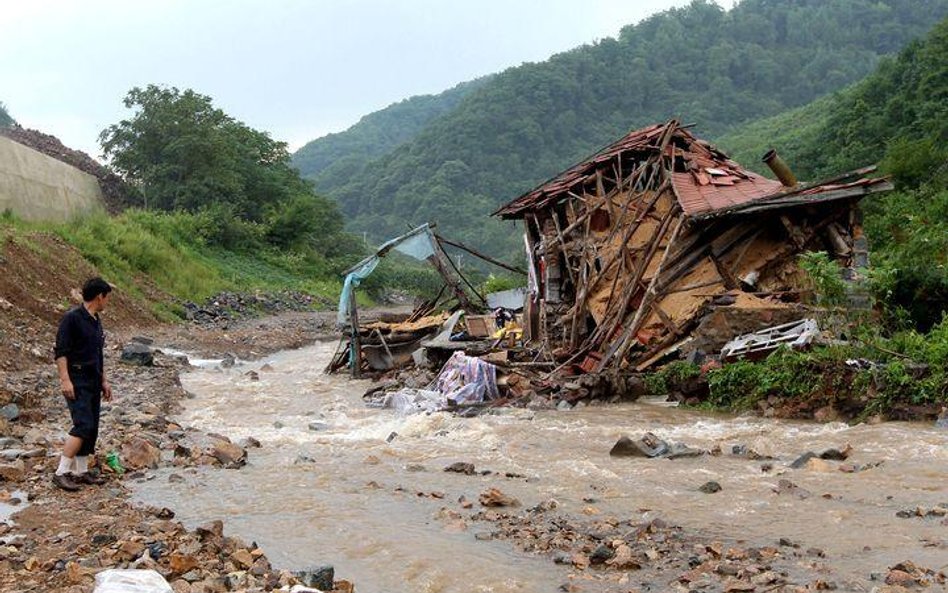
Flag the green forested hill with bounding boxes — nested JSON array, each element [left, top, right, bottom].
[[294, 0, 948, 258], [0, 102, 13, 127], [720, 17, 948, 183], [291, 78, 486, 186], [719, 17, 948, 328]]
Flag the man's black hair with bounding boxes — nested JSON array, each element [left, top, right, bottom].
[[81, 277, 112, 302]]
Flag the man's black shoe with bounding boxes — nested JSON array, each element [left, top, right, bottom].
[[74, 472, 107, 485], [52, 473, 82, 491]]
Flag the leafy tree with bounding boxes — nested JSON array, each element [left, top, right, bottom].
[[101, 85, 305, 221], [100, 85, 352, 257], [719, 17, 948, 330], [0, 101, 13, 128]]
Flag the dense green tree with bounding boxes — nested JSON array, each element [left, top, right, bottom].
[[718, 17, 948, 330], [100, 85, 350, 255], [101, 86, 304, 220], [0, 101, 13, 128], [293, 0, 948, 260]]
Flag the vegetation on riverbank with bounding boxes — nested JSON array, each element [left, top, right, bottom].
[[631, 17, 948, 421]]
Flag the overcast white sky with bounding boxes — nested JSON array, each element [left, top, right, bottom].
[[0, 0, 724, 157]]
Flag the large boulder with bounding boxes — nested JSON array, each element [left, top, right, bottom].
[[610, 433, 669, 458]]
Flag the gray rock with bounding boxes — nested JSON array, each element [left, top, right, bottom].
[[0, 437, 18, 448], [294, 565, 334, 591], [556, 400, 573, 411], [699, 481, 722, 494], [589, 543, 615, 564], [220, 355, 236, 369], [790, 452, 818, 469], [0, 404, 19, 422], [666, 443, 704, 459], [120, 343, 154, 366], [308, 422, 329, 432], [131, 335, 155, 345], [609, 433, 669, 458], [0, 448, 44, 461], [444, 462, 476, 475], [238, 436, 261, 448]]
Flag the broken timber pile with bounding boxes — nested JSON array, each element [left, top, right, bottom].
[[493, 119, 893, 374]]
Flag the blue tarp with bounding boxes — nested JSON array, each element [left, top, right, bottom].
[[337, 224, 437, 327]]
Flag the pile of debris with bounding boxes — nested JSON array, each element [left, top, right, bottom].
[[493, 119, 890, 374], [334, 120, 894, 413], [0, 125, 134, 213], [181, 290, 329, 326]]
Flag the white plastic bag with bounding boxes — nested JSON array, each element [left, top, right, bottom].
[[94, 569, 173, 593]]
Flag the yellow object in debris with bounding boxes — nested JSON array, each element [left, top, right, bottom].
[[492, 320, 523, 339]]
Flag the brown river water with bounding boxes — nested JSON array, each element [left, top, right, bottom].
[[134, 341, 948, 592]]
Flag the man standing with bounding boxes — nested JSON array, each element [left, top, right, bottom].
[[52, 277, 113, 490]]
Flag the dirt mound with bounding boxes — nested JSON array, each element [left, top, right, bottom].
[[0, 232, 161, 373], [0, 125, 133, 213]]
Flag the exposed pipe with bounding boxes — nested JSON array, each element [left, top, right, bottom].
[[762, 149, 798, 187]]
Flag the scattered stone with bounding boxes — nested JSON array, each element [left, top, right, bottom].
[[0, 404, 19, 422], [0, 459, 26, 482], [610, 433, 669, 458], [773, 479, 811, 499], [699, 481, 722, 494], [307, 422, 329, 432], [238, 436, 262, 448], [479, 488, 520, 507], [120, 342, 154, 366], [790, 452, 818, 469], [196, 520, 224, 540], [819, 445, 852, 460], [208, 438, 246, 468], [444, 462, 476, 475], [121, 437, 161, 469], [589, 543, 615, 564], [294, 565, 334, 591]]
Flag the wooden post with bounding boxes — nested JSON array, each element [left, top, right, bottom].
[[348, 289, 362, 378]]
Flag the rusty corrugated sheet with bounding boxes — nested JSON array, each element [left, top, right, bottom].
[[493, 120, 887, 220]]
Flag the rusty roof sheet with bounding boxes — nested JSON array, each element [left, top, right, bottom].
[[493, 120, 889, 219]]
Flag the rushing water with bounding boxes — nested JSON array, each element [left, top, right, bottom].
[[134, 342, 948, 592]]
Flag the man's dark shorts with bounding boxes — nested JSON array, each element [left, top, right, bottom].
[[66, 368, 102, 456]]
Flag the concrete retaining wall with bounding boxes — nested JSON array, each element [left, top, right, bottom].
[[0, 136, 105, 222]]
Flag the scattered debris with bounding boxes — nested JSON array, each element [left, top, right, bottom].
[[493, 119, 891, 373]]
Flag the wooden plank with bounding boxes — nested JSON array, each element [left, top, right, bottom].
[[349, 290, 362, 378]]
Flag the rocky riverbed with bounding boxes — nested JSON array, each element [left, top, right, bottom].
[[1, 309, 945, 593], [0, 310, 361, 593]]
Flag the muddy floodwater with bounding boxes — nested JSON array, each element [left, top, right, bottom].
[[134, 342, 948, 592]]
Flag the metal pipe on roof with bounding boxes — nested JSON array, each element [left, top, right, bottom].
[[762, 149, 798, 188]]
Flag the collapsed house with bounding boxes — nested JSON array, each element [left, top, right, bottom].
[[493, 119, 893, 373]]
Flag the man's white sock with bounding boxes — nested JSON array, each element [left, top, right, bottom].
[[56, 455, 74, 476], [75, 456, 89, 475]]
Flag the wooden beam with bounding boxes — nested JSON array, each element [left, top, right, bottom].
[[348, 289, 362, 379], [434, 234, 526, 276]]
